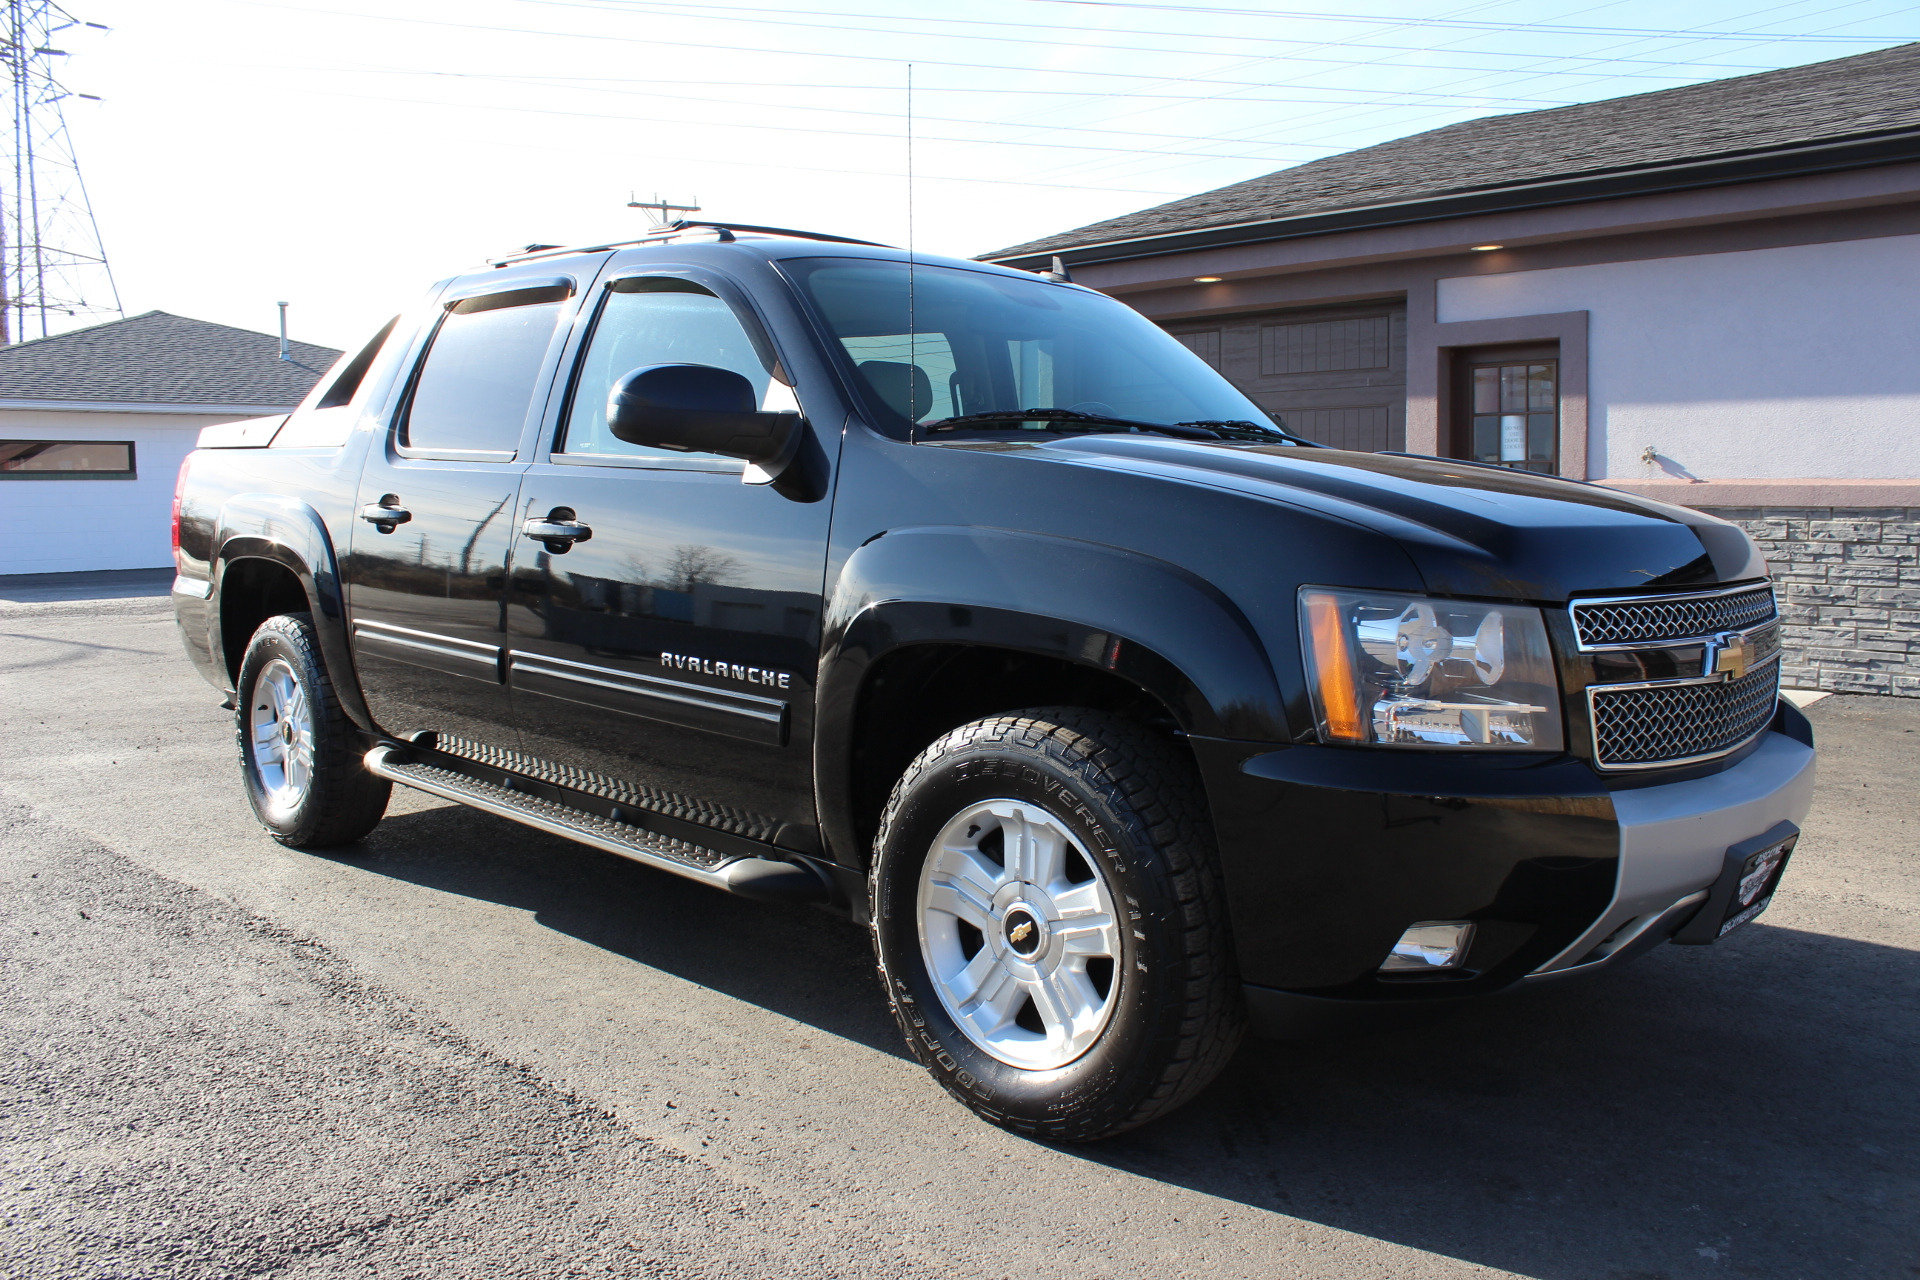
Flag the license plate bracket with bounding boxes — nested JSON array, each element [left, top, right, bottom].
[[1671, 821, 1798, 945]]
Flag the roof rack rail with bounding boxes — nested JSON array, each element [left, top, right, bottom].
[[489, 220, 892, 267], [660, 220, 891, 247]]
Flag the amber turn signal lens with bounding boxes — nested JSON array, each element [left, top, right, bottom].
[[1304, 591, 1366, 742]]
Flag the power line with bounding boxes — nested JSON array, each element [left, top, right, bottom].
[[1024, 0, 1920, 42], [281, 85, 1199, 196], [274, 79, 1348, 167], [222, 0, 1592, 104], [516, 0, 1788, 79], [252, 64, 1540, 150]]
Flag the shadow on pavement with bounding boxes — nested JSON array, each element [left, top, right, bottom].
[[337, 793, 1914, 1280], [338, 802, 905, 1057], [0, 566, 173, 603]]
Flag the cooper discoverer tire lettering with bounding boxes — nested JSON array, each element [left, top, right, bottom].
[[870, 708, 1243, 1141], [236, 612, 391, 848]]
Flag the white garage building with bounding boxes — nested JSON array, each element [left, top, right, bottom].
[[0, 311, 340, 576], [986, 42, 1920, 695]]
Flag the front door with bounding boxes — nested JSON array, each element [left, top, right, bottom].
[[506, 271, 834, 852], [345, 272, 581, 750]]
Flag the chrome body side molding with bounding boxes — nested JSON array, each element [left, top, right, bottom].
[[508, 650, 789, 746]]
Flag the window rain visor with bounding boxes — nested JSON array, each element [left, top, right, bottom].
[[783, 257, 1280, 434], [1299, 589, 1563, 751]]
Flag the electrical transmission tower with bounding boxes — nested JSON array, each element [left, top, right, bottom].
[[1, 1, 117, 344]]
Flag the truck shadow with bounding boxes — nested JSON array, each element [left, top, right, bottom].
[[339, 802, 1915, 1280], [340, 801, 906, 1057]]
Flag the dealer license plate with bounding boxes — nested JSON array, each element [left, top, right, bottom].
[[1716, 835, 1795, 938]]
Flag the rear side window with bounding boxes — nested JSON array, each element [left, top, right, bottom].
[[403, 285, 568, 455]]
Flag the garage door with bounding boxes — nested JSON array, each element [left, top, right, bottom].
[[1162, 300, 1406, 452]]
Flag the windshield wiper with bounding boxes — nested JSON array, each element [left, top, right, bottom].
[[1175, 419, 1324, 446], [922, 409, 1322, 446], [923, 409, 1221, 440]]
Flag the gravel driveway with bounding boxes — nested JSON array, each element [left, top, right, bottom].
[[2, 590, 1915, 1279]]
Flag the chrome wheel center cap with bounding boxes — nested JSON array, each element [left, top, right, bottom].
[[1003, 907, 1045, 956]]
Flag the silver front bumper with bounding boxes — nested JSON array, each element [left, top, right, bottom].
[[1529, 730, 1817, 978]]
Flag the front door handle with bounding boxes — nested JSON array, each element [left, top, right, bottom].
[[522, 509, 592, 553], [360, 498, 412, 530]]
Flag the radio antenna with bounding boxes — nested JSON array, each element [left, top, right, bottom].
[[906, 63, 917, 440]]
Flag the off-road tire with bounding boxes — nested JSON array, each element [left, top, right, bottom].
[[236, 612, 390, 848], [870, 707, 1243, 1141]]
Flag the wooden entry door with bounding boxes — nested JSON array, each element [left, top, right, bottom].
[[1456, 350, 1560, 474]]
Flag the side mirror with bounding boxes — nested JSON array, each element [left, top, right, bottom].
[[606, 363, 800, 473]]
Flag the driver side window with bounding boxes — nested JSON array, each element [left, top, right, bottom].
[[558, 277, 794, 464]]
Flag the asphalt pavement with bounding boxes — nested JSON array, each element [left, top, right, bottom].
[[2, 591, 1915, 1280]]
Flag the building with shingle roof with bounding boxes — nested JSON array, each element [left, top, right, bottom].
[[982, 43, 1920, 697], [0, 311, 342, 577]]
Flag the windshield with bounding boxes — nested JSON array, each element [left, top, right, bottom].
[[784, 257, 1279, 436]]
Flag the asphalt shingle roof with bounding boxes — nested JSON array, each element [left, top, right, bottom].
[[986, 42, 1920, 261], [0, 310, 343, 407]]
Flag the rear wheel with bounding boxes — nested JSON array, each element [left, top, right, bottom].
[[870, 708, 1242, 1141], [236, 613, 389, 848]]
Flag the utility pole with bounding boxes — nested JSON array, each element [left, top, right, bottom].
[[0, 2, 118, 344], [627, 191, 701, 229]]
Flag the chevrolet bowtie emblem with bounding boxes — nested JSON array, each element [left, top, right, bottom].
[[1708, 631, 1752, 680], [1009, 921, 1035, 945]]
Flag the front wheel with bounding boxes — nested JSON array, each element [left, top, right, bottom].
[[236, 612, 390, 848], [870, 708, 1243, 1141]]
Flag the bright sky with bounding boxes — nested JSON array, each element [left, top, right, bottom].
[[42, 0, 1920, 352]]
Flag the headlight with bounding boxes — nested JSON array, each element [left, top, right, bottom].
[[1298, 588, 1563, 751]]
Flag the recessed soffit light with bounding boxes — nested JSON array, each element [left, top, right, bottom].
[[1469, 244, 1504, 252], [1192, 275, 1223, 283]]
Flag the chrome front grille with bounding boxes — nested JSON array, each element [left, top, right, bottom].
[[1589, 660, 1781, 768], [1571, 584, 1776, 648]]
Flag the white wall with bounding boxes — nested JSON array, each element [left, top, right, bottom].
[[0, 410, 237, 575], [1437, 234, 1920, 481]]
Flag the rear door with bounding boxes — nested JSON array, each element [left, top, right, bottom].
[[505, 267, 835, 852], [345, 264, 598, 751]]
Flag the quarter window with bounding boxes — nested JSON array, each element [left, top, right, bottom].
[[0, 440, 135, 477], [403, 287, 569, 455]]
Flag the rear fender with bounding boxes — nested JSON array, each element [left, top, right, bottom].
[[211, 493, 373, 731]]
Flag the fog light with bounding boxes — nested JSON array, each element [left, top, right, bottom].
[[1380, 921, 1476, 972]]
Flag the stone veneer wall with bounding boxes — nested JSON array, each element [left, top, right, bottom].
[[1699, 507, 1920, 697]]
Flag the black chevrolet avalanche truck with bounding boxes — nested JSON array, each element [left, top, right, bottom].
[[171, 223, 1816, 1140]]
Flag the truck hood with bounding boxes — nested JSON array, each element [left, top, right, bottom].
[[1029, 436, 1764, 601]]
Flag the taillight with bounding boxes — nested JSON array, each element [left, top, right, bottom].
[[171, 454, 191, 566]]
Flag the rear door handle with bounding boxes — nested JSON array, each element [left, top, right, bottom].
[[522, 509, 592, 552], [360, 500, 412, 528]]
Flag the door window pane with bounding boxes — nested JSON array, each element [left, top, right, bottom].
[[1472, 366, 1497, 414], [841, 333, 958, 422], [1528, 364, 1554, 411], [561, 279, 791, 461], [404, 295, 565, 454], [1464, 359, 1557, 473]]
